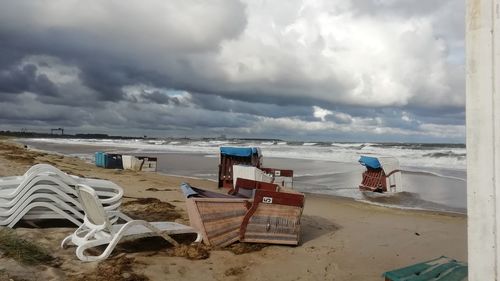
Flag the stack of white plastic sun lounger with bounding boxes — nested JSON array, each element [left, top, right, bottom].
[[0, 164, 123, 227]]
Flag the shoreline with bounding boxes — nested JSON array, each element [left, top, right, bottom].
[[303, 191, 467, 218], [19, 138, 468, 214], [18, 137, 467, 170], [23, 139, 467, 215], [0, 139, 467, 280]]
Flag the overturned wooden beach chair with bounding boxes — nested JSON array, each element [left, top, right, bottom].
[[181, 180, 305, 247], [62, 184, 202, 262]]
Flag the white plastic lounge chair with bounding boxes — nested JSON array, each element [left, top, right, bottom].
[[0, 164, 105, 184], [0, 184, 122, 227], [0, 192, 81, 217], [0, 164, 123, 227], [0, 173, 122, 206], [0, 183, 122, 227], [0, 178, 121, 209], [0, 164, 82, 185], [0, 183, 80, 208], [0, 164, 123, 200], [61, 184, 202, 262], [0, 200, 83, 227]]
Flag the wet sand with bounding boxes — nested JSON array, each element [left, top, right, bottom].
[[0, 140, 466, 281]]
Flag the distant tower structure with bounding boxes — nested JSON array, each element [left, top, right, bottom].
[[50, 128, 64, 135]]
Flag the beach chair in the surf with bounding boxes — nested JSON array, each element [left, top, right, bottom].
[[62, 184, 202, 262], [383, 256, 467, 281], [358, 156, 402, 193]]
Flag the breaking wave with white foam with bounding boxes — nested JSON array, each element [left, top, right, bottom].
[[25, 138, 466, 171]]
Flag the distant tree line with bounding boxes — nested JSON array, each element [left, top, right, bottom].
[[0, 130, 137, 140]]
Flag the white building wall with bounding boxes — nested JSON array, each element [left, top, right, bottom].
[[466, 0, 500, 279]]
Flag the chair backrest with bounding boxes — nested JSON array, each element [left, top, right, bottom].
[[76, 184, 113, 231], [230, 178, 279, 198], [360, 169, 387, 191]]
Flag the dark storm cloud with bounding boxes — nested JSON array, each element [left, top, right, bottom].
[[0, 64, 59, 97], [189, 93, 313, 119], [0, 0, 248, 102], [0, 0, 466, 141], [138, 91, 189, 106]]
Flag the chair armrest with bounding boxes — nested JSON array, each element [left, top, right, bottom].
[[106, 210, 134, 222]]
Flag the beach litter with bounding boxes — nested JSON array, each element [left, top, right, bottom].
[[165, 243, 210, 260], [121, 197, 182, 221], [225, 242, 268, 255], [69, 255, 149, 281]]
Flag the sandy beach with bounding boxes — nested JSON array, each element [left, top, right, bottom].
[[0, 139, 466, 281]]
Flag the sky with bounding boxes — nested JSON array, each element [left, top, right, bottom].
[[0, 0, 465, 142]]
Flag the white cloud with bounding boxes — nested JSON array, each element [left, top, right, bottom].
[[401, 112, 411, 122], [312, 106, 333, 121], [214, 0, 463, 107]]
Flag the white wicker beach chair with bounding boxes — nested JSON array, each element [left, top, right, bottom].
[[61, 184, 202, 262]]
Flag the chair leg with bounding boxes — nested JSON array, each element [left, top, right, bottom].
[[61, 235, 73, 249], [72, 221, 201, 262], [76, 243, 110, 262], [75, 237, 117, 262], [194, 232, 203, 243]]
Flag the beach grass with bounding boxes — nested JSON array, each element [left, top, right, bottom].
[[0, 228, 55, 265]]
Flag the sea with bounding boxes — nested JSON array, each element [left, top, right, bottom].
[[19, 138, 467, 214]]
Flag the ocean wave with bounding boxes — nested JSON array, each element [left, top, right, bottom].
[[21, 138, 467, 171], [356, 191, 466, 214], [423, 151, 466, 159], [401, 169, 466, 181]]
